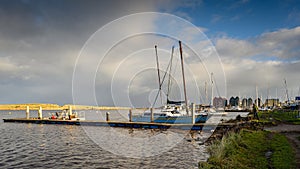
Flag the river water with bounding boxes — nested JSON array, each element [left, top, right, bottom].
[[0, 110, 246, 168]]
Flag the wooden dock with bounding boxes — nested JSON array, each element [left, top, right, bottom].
[[2, 118, 244, 130]]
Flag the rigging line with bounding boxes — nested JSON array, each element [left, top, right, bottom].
[[155, 45, 163, 105], [212, 73, 221, 98], [283, 78, 289, 102], [167, 46, 174, 101], [152, 46, 179, 108], [169, 50, 180, 99]]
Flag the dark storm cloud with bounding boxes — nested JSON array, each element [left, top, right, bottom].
[[0, 0, 161, 104]]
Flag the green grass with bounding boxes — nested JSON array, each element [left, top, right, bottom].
[[258, 110, 300, 125], [270, 133, 295, 168], [199, 130, 296, 169]]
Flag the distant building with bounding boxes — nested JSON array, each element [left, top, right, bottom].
[[254, 98, 262, 107], [241, 98, 248, 108], [247, 98, 253, 108], [240, 98, 253, 109], [213, 97, 227, 108], [229, 96, 239, 107], [265, 99, 279, 107]]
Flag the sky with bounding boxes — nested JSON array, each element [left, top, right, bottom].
[[1, 0, 300, 107]]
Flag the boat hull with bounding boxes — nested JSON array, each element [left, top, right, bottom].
[[131, 115, 208, 124]]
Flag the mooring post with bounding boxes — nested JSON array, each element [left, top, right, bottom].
[[129, 109, 132, 122], [192, 103, 195, 124], [38, 106, 42, 119], [150, 108, 154, 122], [69, 105, 72, 115], [26, 106, 30, 119], [106, 112, 110, 122]]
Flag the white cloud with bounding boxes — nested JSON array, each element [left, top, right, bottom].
[[215, 26, 300, 100], [215, 37, 257, 58], [257, 27, 300, 58]]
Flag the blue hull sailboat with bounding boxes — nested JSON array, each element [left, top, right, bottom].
[[131, 41, 209, 124]]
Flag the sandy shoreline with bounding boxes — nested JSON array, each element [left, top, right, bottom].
[[0, 103, 130, 110]]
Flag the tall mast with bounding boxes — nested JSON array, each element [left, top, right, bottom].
[[167, 46, 174, 102], [155, 45, 163, 105], [211, 72, 214, 107], [284, 78, 289, 103], [256, 85, 258, 106], [179, 41, 188, 114], [205, 81, 208, 104], [261, 93, 263, 106], [267, 82, 270, 100]]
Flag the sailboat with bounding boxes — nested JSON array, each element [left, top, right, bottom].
[[131, 41, 209, 124]]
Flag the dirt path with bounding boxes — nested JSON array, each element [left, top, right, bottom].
[[265, 124, 300, 167]]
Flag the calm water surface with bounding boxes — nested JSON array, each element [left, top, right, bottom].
[[0, 110, 244, 168]]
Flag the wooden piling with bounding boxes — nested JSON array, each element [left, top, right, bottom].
[[38, 106, 42, 119], [129, 109, 132, 122], [106, 112, 110, 121], [191, 103, 195, 124], [26, 106, 30, 119], [69, 105, 72, 115], [151, 108, 154, 122]]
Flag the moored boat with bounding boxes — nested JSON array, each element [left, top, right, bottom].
[[131, 41, 210, 124]]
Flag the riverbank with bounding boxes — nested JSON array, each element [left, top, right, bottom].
[[199, 110, 300, 168], [199, 129, 296, 168], [0, 103, 129, 110], [258, 109, 300, 125], [265, 124, 300, 167]]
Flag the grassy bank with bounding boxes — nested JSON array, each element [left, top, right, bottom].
[[258, 110, 300, 125], [199, 129, 296, 169]]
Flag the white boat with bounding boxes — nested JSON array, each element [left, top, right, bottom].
[[131, 41, 209, 124]]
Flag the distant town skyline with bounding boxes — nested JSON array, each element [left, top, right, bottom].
[[1, 0, 300, 106]]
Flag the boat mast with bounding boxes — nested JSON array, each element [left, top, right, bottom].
[[179, 41, 189, 114], [284, 78, 290, 103], [167, 46, 174, 103], [205, 81, 208, 104], [155, 45, 163, 105], [210, 72, 214, 107]]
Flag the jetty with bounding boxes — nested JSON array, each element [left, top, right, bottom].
[[2, 118, 248, 131], [2, 105, 252, 131]]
